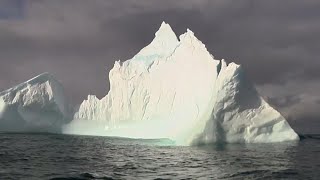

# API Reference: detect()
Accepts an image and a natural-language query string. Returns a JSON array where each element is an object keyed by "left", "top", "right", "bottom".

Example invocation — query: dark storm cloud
[{"left": 0, "top": 0, "right": 319, "bottom": 133}]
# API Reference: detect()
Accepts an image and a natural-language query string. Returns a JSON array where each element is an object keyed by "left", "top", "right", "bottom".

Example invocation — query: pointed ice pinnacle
[
  {"left": 155, "top": 21, "right": 178, "bottom": 41},
  {"left": 131, "top": 21, "right": 179, "bottom": 66}
]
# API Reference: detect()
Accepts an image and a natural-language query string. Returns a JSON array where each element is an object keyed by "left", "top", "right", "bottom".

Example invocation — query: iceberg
[
  {"left": 0, "top": 73, "right": 70, "bottom": 133},
  {"left": 72, "top": 22, "right": 299, "bottom": 145}
]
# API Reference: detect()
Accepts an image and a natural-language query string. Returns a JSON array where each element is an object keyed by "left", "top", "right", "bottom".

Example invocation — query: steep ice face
[
  {"left": 72, "top": 22, "right": 299, "bottom": 145},
  {"left": 0, "top": 73, "right": 69, "bottom": 133},
  {"left": 192, "top": 62, "right": 299, "bottom": 144}
]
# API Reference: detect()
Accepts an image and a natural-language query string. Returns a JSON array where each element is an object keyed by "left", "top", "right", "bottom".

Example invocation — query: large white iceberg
[
  {"left": 71, "top": 22, "right": 299, "bottom": 145},
  {"left": 0, "top": 73, "right": 69, "bottom": 133}
]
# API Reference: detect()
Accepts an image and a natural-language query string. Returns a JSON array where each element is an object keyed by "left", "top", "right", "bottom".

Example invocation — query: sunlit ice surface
[{"left": 62, "top": 118, "right": 197, "bottom": 146}]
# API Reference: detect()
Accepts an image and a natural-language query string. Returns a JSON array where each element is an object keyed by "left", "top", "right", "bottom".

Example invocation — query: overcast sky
[{"left": 0, "top": 0, "right": 319, "bottom": 133}]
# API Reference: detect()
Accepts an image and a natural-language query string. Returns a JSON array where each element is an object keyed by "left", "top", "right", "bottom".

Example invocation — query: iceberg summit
[{"left": 0, "top": 22, "right": 299, "bottom": 145}]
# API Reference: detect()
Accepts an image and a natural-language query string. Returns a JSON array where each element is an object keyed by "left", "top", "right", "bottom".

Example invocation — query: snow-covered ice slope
[
  {"left": 0, "top": 73, "right": 69, "bottom": 133},
  {"left": 72, "top": 22, "right": 299, "bottom": 145}
]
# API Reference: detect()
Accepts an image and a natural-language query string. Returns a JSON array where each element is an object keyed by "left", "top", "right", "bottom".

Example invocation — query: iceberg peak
[
  {"left": 179, "top": 28, "right": 195, "bottom": 40},
  {"left": 155, "top": 21, "right": 177, "bottom": 41},
  {"left": 0, "top": 72, "right": 57, "bottom": 96},
  {"left": 179, "top": 28, "right": 204, "bottom": 48},
  {"left": 131, "top": 21, "right": 179, "bottom": 66},
  {"left": 27, "top": 72, "right": 56, "bottom": 84}
]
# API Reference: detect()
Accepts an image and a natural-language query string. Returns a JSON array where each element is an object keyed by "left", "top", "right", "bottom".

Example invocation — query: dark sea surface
[{"left": 0, "top": 133, "right": 319, "bottom": 180}]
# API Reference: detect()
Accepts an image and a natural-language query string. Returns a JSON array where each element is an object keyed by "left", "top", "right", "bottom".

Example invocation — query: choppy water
[{"left": 0, "top": 133, "right": 319, "bottom": 180}]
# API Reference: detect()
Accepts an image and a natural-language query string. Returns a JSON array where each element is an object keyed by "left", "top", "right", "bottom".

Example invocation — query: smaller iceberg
[{"left": 0, "top": 73, "right": 70, "bottom": 133}]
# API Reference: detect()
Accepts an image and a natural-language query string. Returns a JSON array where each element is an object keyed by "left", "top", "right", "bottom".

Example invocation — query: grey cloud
[
  {"left": 266, "top": 95, "right": 301, "bottom": 108},
  {"left": 0, "top": 0, "right": 320, "bottom": 133}
]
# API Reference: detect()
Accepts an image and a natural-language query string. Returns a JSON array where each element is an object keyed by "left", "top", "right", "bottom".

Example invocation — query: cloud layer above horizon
[{"left": 0, "top": 0, "right": 319, "bottom": 133}]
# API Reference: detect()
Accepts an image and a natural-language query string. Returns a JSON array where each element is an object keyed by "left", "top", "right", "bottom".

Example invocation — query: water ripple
[{"left": 0, "top": 133, "right": 319, "bottom": 179}]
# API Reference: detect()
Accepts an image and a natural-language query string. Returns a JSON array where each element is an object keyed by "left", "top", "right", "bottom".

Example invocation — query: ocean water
[{"left": 0, "top": 133, "right": 319, "bottom": 180}]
